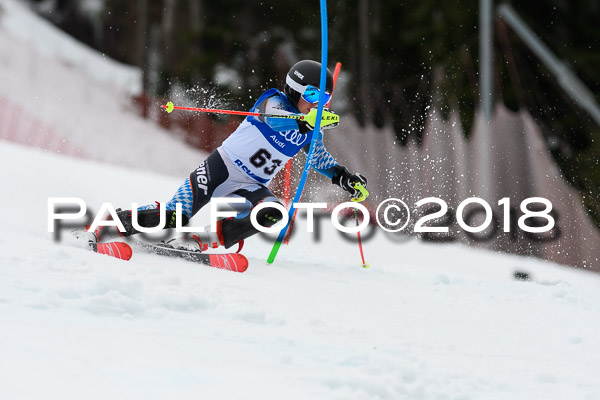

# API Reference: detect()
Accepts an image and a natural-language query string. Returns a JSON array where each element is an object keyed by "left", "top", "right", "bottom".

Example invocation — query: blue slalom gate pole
[{"left": 267, "top": 0, "right": 328, "bottom": 264}]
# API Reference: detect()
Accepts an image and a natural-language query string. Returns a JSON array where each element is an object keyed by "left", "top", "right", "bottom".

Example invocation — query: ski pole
[
  {"left": 162, "top": 102, "right": 341, "bottom": 130},
  {"left": 162, "top": 101, "right": 306, "bottom": 121},
  {"left": 351, "top": 182, "right": 370, "bottom": 268}
]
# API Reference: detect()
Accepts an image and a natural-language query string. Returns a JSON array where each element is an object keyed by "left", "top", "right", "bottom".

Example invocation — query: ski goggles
[
  {"left": 301, "top": 85, "right": 331, "bottom": 104},
  {"left": 286, "top": 74, "right": 331, "bottom": 104}
]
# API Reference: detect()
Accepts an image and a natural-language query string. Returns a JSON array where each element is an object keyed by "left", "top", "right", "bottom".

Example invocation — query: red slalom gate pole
[
  {"left": 283, "top": 159, "right": 292, "bottom": 207},
  {"left": 326, "top": 62, "right": 342, "bottom": 108}
]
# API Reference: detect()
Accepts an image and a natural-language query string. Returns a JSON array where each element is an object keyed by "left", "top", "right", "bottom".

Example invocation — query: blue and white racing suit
[{"left": 142, "top": 88, "right": 340, "bottom": 220}]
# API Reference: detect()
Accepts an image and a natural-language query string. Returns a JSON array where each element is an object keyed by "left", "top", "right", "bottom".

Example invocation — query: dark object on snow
[{"left": 513, "top": 270, "right": 530, "bottom": 281}]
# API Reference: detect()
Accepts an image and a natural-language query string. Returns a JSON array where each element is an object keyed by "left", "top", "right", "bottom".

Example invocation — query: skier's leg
[
  {"left": 191, "top": 185, "right": 284, "bottom": 250},
  {"left": 220, "top": 186, "right": 284, "bottom": 248},
  {"left": 114, "top": 177, "right": 193, "bottom": 236},
  {"left": 116, "top": 151, "right": 230, "bottom": 236}
]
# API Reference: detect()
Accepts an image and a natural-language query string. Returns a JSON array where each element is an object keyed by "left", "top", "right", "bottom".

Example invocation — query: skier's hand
[
  {"left": 332, "top": 165, "right": 369, "bottom": 201},
  {"left": 304, "top": 108, "right": 340, "bottom": 130}
]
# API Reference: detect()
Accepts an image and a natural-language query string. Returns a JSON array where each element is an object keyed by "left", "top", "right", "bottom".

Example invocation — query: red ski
[
  {"left": 208, "top": 253, "right": 249, "bottom": 273},
  {"left": 133, "top": 240, "right": 249, "bottom": 273},
  {"left": 91, "top": 242, "right": 133, "bottom": 261},
  {"left": 72, "top": 229, "right": 248, "bottom": 272}
]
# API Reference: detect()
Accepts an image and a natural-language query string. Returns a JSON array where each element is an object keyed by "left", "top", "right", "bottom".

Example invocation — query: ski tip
[
  {"left": 209, "top": 253, "right": 248, "bottom": 273},
  {"left": 121, "top": 244, "right": 133, "bottom": 261},
  {"left": 94, "top": 242, "right": 133, "bottom": 261}
]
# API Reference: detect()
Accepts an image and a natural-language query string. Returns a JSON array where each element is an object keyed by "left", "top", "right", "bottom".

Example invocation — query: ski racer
[{"left": 114, "top": 60, "right": 369, "bottom": 251}]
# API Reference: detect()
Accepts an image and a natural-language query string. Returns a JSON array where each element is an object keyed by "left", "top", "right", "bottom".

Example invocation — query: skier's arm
[
  {"left": 331, "top": 165, "right": 368, "bottom": 199},
  {"left": 303, "top": 138, "right": 369, "bottom": 199},
  {"left": 303, "top": 134, "right": 338, "bottom": 179}
]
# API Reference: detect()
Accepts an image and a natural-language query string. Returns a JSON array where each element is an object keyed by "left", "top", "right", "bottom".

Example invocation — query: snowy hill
[
  {"left": 0, "top": 0, "right": 207, "bottom": 176},
  {"left": 2, "top": 142, "right": 600, "bottom": 400}
]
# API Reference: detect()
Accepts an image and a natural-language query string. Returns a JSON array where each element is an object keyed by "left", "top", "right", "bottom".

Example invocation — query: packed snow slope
[
  {"left": 0, "top": 0, "right": 208, "bottom": 176},
  {"left": 1, "top": 141, "right": 600, "bottom": 400}
]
